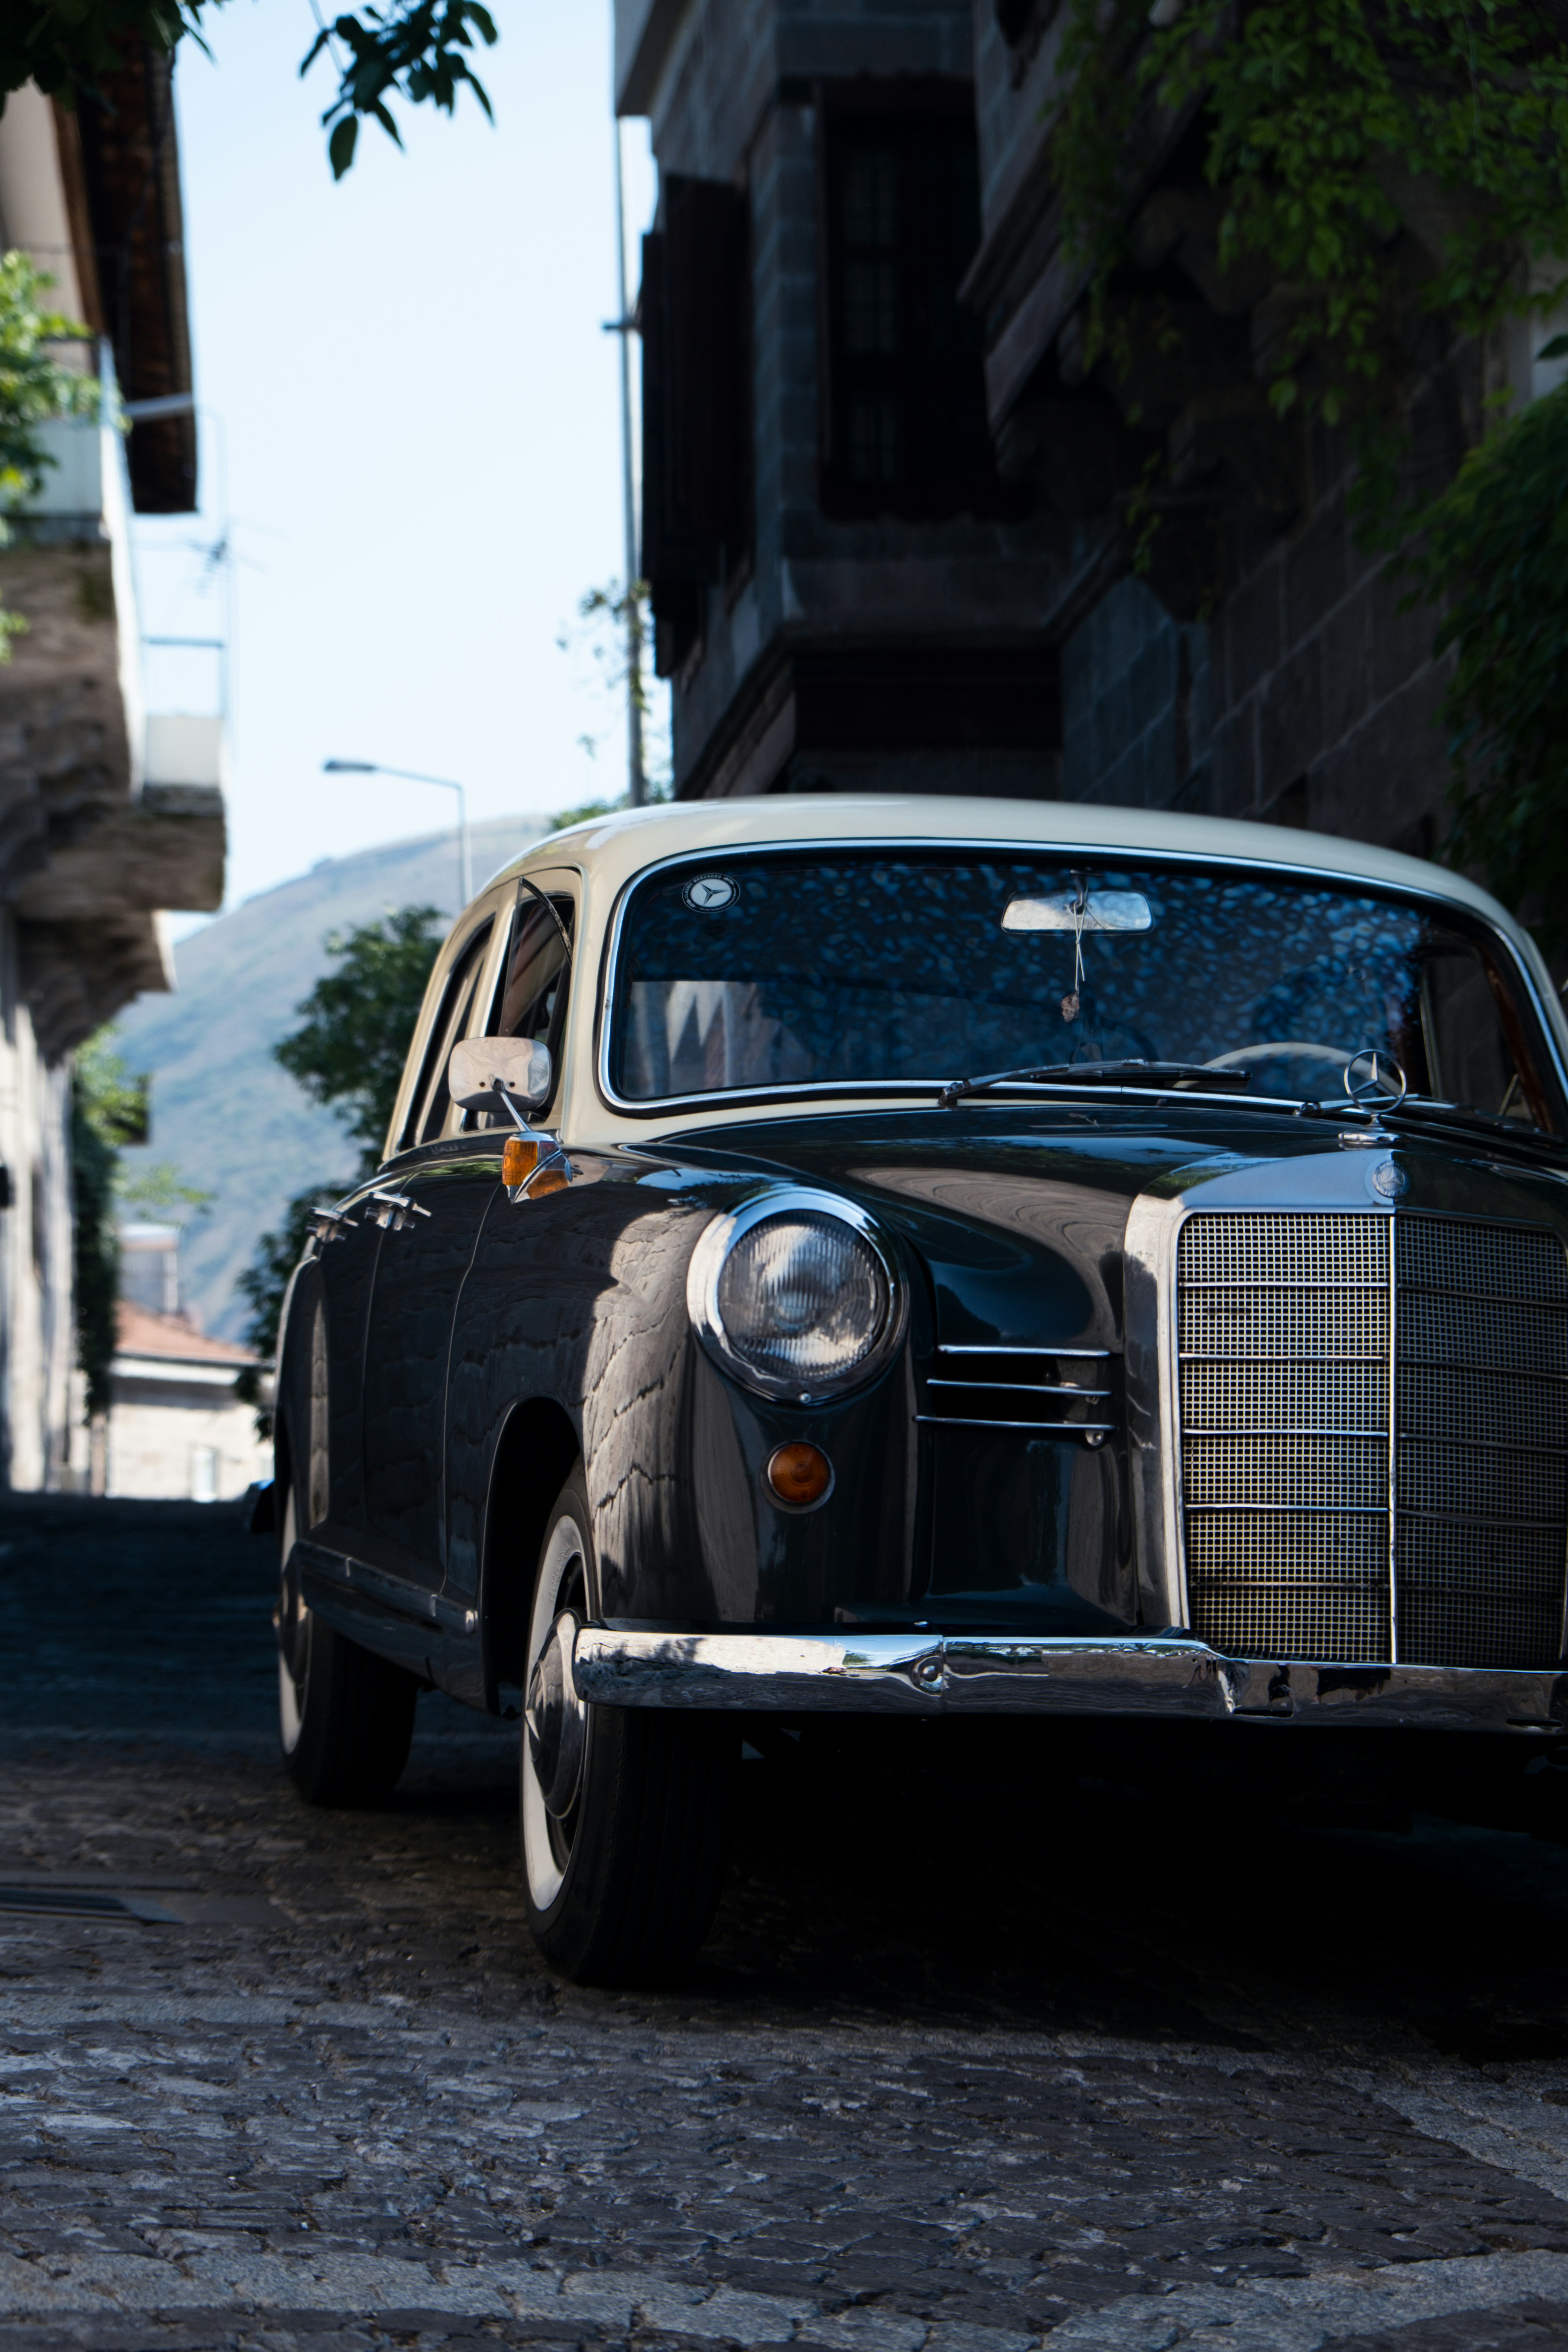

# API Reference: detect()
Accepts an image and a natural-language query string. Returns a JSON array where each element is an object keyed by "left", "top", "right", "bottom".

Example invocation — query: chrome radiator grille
[{"left": 1178, "top": 1211, "right": 1568, "bottom": 1668}]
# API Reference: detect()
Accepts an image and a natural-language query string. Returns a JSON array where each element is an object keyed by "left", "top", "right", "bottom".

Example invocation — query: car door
[
  {"left": 357, "top": 907, "right": 503, "bottom": 1588},
  {"left": 440, "top": 878, "right": 577, "bottom": 1612}
]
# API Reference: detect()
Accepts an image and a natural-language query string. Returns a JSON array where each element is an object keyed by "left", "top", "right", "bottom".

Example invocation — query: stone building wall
[
  {"left": 1055, "top": 438, "right": 1451, "bottom": 863},
  {"left": 962, "top": 3, "right": 1514, "bottom": 865},
  {"left": 627, "top": 0, "right": 1070, "bottom": 804},
  {"left": 0, "top": 84, "right": 224, "bottom": 1490}
]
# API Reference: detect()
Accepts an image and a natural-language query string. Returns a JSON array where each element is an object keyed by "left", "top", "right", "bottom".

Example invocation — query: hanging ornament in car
[{"left": 1062, "top": 874, "right": 1087, "bottom": 1023}]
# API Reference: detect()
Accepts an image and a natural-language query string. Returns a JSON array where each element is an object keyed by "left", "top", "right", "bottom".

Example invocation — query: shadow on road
[{"left": 5, "top": 1491, "right": 1568, "bottom": 2066}]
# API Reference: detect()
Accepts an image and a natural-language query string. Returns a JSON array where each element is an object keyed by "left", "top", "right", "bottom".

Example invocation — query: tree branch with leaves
[{"left": 1, "top": 0, "right": 496, "bottom": 179}]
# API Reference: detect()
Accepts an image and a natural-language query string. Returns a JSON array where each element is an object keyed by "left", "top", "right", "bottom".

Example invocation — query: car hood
[{"left": 649, "top": 1102, "right": 1367, "bottom": 1352}]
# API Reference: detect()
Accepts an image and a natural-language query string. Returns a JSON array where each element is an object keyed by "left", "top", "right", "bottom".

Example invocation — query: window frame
[
  {"left": 594, "top": 839, "right": 1568, "bottom": 1125},
  {"left": 456, "top": 880, "right": 578, "bottom": 1132},
  {"left": 389, "top": 908, "right": 502, "bottom": 1159},
  {"left": 814, "top": 78, "right": 1020, "bottom": 524}
]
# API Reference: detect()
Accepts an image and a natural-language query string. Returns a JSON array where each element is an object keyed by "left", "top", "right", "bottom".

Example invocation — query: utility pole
[{"left": 609, "top": 109, "right": 648, "bottom": 808}]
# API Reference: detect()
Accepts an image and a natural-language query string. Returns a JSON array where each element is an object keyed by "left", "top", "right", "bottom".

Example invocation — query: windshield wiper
[{"left": 940, "top": 1059, "right": 1252, "bottom": 1109}]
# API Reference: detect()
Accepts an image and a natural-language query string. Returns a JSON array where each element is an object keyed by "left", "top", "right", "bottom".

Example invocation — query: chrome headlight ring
[{"left": 685, "top": 1187, "right": 906, "bottom": 1406}]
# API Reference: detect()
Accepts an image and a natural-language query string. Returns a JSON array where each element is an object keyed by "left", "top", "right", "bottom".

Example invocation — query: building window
[
  {"left": 190, "top": 1445, "right": 217, "bottom": 1504},
  {"left": 819, "top": 87, "right": 1010, "bottom": 521}
]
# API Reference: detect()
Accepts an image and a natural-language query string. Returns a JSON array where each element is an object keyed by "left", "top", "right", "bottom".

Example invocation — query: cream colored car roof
[
  {"left": 493, "top": 792, "right": 1511, "bottom": 918},
  {"left": 428, "top": 795, "right": 1565, "bottom": 1153}
]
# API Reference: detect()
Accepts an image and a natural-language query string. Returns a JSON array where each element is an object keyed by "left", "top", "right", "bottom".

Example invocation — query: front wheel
[
  {"left": 275, "top": 1477, "right": 418, "bottom": 1805},
  {"left": 521, "top": 1464, "right": 732, "bottom": 1984}
]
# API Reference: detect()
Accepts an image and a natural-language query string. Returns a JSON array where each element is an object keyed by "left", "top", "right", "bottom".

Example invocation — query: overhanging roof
[{"left": 71, "top": 48, "right": 196, "bottom": 513}]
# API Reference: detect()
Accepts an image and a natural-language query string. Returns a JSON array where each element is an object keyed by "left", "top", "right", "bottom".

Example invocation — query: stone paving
[{"left": 8, "top": 1498, "right": 1568, "bottom": 2346}]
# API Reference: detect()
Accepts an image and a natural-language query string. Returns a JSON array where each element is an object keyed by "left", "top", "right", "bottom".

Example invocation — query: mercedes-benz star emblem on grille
[
  {"left": 1344, "top": 1046, "right": 1407, "bottom": 1109},
  {"left": 1371, "top": 1161, "right": 1409, "bottom": 1199}
]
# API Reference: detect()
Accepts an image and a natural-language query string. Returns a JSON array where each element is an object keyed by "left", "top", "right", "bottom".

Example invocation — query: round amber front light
[{"left": 765, "top": 1441, "right": 833, "bottom": 1508}]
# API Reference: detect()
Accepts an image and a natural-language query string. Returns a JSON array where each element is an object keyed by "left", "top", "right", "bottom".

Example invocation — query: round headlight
[{"left": 687, "top": 1193, "right": 901, "bottom": 1402}]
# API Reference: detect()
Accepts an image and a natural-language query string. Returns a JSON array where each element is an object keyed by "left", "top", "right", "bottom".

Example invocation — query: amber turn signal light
[
  {"left": 765, "top": 1441, "right": 832, "bottom": 1508},
  {"left": 502, "top": 1136, "right": 539, "bottom": 1189}
]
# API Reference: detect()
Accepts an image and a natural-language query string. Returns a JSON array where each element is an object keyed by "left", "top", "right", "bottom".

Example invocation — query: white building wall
[{"left": 106, "top": 1377, "right": 270, "bottom": 1501}]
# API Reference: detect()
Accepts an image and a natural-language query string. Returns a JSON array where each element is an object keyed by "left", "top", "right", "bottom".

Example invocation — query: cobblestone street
[{"left": 9, "top": 1499, "right": 1568, "bottom": 2348}]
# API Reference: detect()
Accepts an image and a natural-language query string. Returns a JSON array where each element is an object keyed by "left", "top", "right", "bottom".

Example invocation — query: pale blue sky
[{"left": 133, "top": 2, "right": 657, "bottom": 921}]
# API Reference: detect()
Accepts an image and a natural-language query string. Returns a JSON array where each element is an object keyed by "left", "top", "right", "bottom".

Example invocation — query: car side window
[
  {"left": 396, "top": 919, "right": 495, "bottom": 1154},
  {"left": 462, "top": 891, "right": 574, "bottom": 1128}
]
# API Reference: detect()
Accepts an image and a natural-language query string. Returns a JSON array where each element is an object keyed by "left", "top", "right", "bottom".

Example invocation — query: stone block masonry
[
  {"left": 11, "top": 1494, "right": 1568, "bottom": 2346},
  {"left": 1059, "top": 454, "right": 1454, "bottom": 856}
]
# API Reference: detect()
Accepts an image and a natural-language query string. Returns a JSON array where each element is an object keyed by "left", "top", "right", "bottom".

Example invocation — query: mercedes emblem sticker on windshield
[{"left": 683, "top": 873, "right": 738, "bottom": 911}]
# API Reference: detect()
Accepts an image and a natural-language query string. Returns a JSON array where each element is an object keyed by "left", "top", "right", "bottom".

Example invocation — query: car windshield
[{"left": 608, "top": 852, "right": 1562, "bottom": 1130}]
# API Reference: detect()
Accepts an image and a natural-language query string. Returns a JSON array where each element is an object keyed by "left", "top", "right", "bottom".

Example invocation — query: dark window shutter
[
  {"left": 666, "top": 177, "right": 749, "bottom": 562},
  {"left": 640, "top": 182, "right": 750, "bottom": 677}
]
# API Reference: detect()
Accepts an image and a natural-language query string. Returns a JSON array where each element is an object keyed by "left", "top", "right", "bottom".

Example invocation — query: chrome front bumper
[{"left": 572, "top": 1629, "right": 1568, "bottom": 1736}]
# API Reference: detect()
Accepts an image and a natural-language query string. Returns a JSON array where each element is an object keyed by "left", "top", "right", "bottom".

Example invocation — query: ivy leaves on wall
[
  {"left": 1051, "top": 0, "right": 1568, "bottom": 942},
  {"left": 1056, "top": 0, "right": 1568, "bottom": 435},
  {"left": 0, "top": 252, "right": 100, "bottom": 661},
  {"left": 1403, "top": 366, "right": 1568, "bottom": 952}
]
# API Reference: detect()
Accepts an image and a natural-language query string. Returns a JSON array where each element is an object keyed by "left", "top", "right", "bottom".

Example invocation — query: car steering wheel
[{"left": 1204, "top": 1042, "right": 1354, "bottom": 1072}]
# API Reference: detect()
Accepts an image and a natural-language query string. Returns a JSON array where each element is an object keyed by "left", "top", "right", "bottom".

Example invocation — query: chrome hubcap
[{"left": 524, "top": 1609, "right": 586, "bottom": 1819}]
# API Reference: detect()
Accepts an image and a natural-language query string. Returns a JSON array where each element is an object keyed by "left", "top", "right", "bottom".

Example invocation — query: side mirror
[{"left": 449, "top": 1035, "right": 553, "bottom": 1114}]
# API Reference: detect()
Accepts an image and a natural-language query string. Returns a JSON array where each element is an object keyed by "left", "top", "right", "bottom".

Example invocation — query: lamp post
[
  {"left": 323, "top": 760, "right": 472, "bottom": 908},
  {"left": 603, "top": 110, "right": 646, "bottom": 807}
]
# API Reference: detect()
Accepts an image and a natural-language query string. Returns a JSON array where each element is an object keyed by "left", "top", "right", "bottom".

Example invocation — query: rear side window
[{"left": 396, "top": 919, "right": 494, "bottom": 1153}]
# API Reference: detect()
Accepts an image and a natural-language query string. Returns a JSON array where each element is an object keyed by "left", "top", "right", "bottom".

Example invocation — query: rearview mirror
[
  {"left": 448, "top": 1035, "right": 553, "bottom": 1113},
  {"left": 1002, "top": 890, "right": 1152, "bottom": 934}
]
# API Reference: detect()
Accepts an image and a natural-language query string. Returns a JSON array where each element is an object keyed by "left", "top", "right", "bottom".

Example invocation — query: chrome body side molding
[
  {"left": 573, "top": 1625, "right": 1568, "bottom": 1735},
  {"left": 296, "top": 1540, "right": 478, "bottom": 1637}
]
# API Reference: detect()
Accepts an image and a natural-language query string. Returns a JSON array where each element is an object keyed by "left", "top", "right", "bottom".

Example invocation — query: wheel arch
[{"left": 480, "top": 1397, "right": 583, "bottom": 1704}]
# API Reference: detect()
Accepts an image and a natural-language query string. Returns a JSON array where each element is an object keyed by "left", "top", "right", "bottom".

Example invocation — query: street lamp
[{"left": 323, "top": 760, "right": 472, "bottom": 909}]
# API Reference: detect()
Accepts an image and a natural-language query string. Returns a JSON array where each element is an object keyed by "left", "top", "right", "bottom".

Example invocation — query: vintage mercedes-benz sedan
[{"left": 272, "top": 796, "right": 1568, "bottom": 1981}]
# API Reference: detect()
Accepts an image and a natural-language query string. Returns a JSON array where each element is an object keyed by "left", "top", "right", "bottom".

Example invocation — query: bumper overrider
[{"left": 572, "top": 1629, "right": 1568, "bottom": 1736}]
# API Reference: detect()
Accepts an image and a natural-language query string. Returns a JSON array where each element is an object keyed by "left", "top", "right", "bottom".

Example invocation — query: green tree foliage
[
  {"left": 70, "top": 1090, "right": 118, "bottom": 1420},
  {"left": 303, "top": 0, "right": 496, "bottom": 180},
  {"left": 1399, "top": 372, "right": 1568, "bottom": 952},
  {"left": 0, "top": 253, "right": 98, "bottom": 658},
  {"left": 273, "top": 903, "right": 444, "bottom": 1165},
  {"left": 1, "top": 0, "right": 495, "bottom": 180},
  {"left": 1056, "top": 0, "right": 1568, "bottom": 436},
  {"left": 237, "top": 906, "right": 444, "bottom": 1405},
  {"left": 555, "top": 577, "right": 672, "bottom": 807},
  {"left": 71, "top": 1031, "right": 149, "bottom": 1418},
  {"left": 69, "top": 1032, "right": 214, "bottom": 1416}
]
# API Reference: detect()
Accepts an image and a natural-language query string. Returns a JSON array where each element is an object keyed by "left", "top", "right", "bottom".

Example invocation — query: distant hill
[{"left": 114, "top": 816, "right": 544, "bottom": 1341}]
